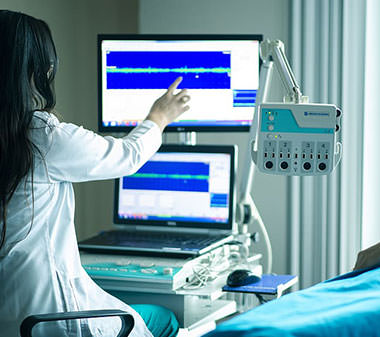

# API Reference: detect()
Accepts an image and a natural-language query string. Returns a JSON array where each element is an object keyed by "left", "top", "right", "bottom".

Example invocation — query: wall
[
  {"left": 2, "top": 0, "right": 290, "bottom": 274},
  {"left": 1, "top": 0, "right": 138, "bottom": 239},
  {"left": 139, "top": 0, "right": 290, "bottom": 274},
  {"left": 362, "top": 0, "right": 380, "bottom": 249}
]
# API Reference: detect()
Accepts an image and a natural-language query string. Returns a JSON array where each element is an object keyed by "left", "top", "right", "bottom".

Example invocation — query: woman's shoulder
[
  {"left": 30, "top": 111, "right": 61, "bottom": 154},
  {"left": 32, "top": 110, "right": 60, "bottom": 129}
]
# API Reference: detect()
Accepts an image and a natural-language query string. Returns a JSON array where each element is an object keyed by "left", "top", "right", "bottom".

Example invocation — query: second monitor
[{"left": 79, "top": 144, "right": 237, "bottom": 257}]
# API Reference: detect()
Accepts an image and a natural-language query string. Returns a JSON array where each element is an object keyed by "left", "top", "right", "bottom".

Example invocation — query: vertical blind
[{"left": 288, "top": 0, "right": 365, "bottom": 289}]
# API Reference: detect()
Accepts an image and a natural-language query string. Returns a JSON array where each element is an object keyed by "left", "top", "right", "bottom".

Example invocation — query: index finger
[{"left": 167, "top": 77, "right": 183, "bottom": 94}]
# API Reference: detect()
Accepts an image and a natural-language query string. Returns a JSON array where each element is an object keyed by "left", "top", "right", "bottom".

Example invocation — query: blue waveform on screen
[
  {"left": 122, "top": 161, "right": 210, "bottom": 192},
  {"left": 106, "top": 51, "right": 231, "bottom": 89},
  {"left": 210, "top": 193, "right": 228, "bottom": 208}
]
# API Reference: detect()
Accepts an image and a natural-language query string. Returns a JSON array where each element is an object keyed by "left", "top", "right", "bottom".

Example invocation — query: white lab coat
[{"left": 0, "top": 111, "right": 161, "bottom": 337}]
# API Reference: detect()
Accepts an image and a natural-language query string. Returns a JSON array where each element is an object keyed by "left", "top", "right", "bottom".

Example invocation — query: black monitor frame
[{"left": 98, "top": 34, "right": 263, "bottom": 133}]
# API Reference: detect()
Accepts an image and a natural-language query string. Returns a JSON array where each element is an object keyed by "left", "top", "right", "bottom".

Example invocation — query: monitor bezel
[
  {"left": 113, "top": 144, "right": 237, "bottom": 231},
  {"left": 98, "top": 34, "right": 263, "bottom": 133}
]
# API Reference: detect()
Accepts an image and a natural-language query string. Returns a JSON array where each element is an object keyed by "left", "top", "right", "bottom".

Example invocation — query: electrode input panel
[{"left": 252, "top": 103, "right": 342, "bottom": 176}]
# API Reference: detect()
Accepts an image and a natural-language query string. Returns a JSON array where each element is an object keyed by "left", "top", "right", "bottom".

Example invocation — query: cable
[
  {"left": 182, "top": 248, "right": 230, "bottom": 290},
  {"left": 182, "top": 229, "right": 268, "bottom": 290},
  {"left": 255, "top": 293, "right": 269, "bottom": 305},
  {"left": 247, "top": 194, "right": 273, "bottom": 274}
]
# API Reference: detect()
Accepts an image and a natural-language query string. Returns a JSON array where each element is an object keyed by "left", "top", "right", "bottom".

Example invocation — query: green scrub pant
[
  {"left": 107, "top": 290, "right": 179, "bottom": 337},
  {"left": 130, "top": 304, "right": 179, "bottom": 337}
]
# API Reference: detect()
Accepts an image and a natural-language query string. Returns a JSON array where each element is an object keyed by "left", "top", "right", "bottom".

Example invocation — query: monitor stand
[{"left": 178, "top": 132, "right": 196, "bottom": 145}]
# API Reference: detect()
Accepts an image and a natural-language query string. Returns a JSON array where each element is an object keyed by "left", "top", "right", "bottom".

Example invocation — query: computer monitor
[
  {"left": 98, "top": 34, "right": 263, "bottom": 132},
  {"left": 114, "top": 144, "right": 236, "bottom": 230}
]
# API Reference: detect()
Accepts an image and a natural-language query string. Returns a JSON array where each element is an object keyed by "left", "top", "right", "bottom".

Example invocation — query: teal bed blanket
[{"left": 204, "top": 266, "right": 380, "bottom": 337}]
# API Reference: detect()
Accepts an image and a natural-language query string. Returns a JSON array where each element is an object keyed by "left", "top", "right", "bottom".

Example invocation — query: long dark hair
[{"left": 0, "top": 10, "right": 58, "bottom": 249}]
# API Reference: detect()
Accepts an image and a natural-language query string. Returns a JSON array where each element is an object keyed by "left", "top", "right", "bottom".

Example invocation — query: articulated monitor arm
[{"left": 260, "top": 39, "right": 305, "bottom": 104}]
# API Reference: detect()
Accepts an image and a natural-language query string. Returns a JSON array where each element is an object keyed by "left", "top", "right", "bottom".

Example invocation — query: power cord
[
  {"left": 183, "top": 241, "right": 258, "bottom": 290},
  {"left": 183, "top": 248, "right": 230, "bottom": 290},
  {"left": 255, "top": 293, "right": 270, "bottom": 305}
]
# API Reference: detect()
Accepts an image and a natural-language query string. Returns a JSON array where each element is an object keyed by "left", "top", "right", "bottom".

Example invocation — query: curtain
[{"left": 288, "top": 0, "right": 366, "bottom": 289}]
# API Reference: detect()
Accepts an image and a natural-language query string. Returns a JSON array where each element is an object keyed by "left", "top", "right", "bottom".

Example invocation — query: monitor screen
[
  {"left": 114, "top": 144, "right": 236, "bottom": 230},
  {"left": 98, "top": 34, "right": 262, "bottom": 132}
]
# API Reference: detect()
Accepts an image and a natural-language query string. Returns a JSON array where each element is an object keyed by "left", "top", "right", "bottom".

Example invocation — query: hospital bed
[{"left": 203, "top": 265, "right": 380, "bottom": 336}]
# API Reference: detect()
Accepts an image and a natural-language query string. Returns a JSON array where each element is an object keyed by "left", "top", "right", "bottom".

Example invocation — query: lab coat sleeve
[{"left": 44, "top": 119, "right": 162, "bottom": 182}]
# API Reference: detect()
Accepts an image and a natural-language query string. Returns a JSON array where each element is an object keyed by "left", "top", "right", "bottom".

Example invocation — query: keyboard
[{"left": 91, "top": 230, "right": 226, "bottom": 251}]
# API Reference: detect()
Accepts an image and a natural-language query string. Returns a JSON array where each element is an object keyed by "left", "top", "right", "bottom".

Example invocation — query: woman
[{"left": 0, "top": 10, "right": 190, "bottom": 337}]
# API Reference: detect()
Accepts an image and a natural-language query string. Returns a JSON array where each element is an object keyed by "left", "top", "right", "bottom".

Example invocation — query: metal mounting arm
[{"left": 260, "top": 39, "right": 305, "bottom": 103}]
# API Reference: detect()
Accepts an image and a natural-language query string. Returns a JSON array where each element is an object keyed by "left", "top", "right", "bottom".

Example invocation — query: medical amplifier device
[{"left": 251, "top": 103, "right": 342, "bottom": 176}]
